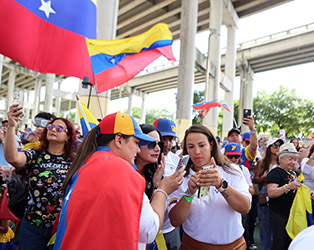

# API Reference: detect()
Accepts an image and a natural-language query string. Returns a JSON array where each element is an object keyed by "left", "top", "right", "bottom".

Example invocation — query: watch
[{"left": 218, "top": 179, "right": 228, "bottom": 193}]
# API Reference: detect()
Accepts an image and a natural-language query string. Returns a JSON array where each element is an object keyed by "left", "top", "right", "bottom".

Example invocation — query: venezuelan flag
[
  {"left": 77, "top": 100, "right": 98, "bottom": 138},
  {"left": 286, "top": 173, "right": 314, "bottom": 239},
  {"left": 0, "top": 0, "right": 96, "bottom": 82},
  {"left": 86, "top": 23, "right": 176, "bottom": 93},
  {"left": 146, "top": 230, "right": 167, "bottom": 250},
  {"left": 193, "top": 100, "right": 231, "bottom": 118}
]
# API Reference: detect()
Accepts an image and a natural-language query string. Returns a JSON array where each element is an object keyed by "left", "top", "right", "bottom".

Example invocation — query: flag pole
[
  {"left": 82, "top": 77, "right": 93, "bottom": 109},
  {"left": 76, "top": 95, "right": 91, "bottom": 131}
]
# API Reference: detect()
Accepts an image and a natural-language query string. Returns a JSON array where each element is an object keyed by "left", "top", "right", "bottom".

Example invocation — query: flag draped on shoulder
[
  {"left": 86, "top": 23, "right": 176, "bottom": 93},
  {"left": 0, "top": 0, "right": 96, "bottom": 82},
  {"left": 286, "top": 173, "right": 314, "bottom": 239},
  {"left": 76, "top": 100, "right": 98, "bottom": 138},
  {"left": 193, "top": 100, "right": 231, "bottom": 118}
]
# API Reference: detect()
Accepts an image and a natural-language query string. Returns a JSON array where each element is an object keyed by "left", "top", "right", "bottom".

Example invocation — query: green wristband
[{"left": 183, "top": 195, "right": 194, "bottom": 202}]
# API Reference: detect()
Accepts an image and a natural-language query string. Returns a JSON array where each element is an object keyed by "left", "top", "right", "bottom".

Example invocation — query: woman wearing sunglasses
[
  {"left": 4, "top": 104, "right": 77, "bottom": 250},
  {"left": 254, "top": 138, "right": 283, "bottom": 250},
  {"left": 135, "top": 124, "right": 165, "bottom": 199},
  {"left": 169, "top": 125, "right": 251, "bottom": 249}
]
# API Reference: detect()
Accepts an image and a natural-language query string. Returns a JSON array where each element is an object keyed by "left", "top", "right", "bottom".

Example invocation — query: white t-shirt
[
  {"left": 301, "top": 158, "right": 314, "bottom": 190},
  {"left": 168, "top": 165, "right": 251, "bottom": 245},
  {"left": 161, "top": 151, "right": 180, "bottom": 234},
  {"left": 239, "top": 164, "right": 253, "bottom": 186},
  {"left": 288, "top": 225, "right": 314, "bottom": 250},
  {"left": 138, "top": 193, "right": 160, "bottom": 250}
]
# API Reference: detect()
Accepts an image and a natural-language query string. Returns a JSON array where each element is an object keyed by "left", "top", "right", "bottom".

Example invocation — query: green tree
[
  {"left": 253, "top": 86, "right": 314, "bottom": 139},
  {"left": 145, "top": 108, "right": 174, "bottom": 124}
]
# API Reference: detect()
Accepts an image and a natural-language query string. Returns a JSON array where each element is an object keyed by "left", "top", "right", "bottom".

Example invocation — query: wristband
[
  {"left": 310, "top": 156, "right": 314, "bottom": 161},
  {"left": 183, "top": 195, "right": 194, "bottom": 202},
  {"left": 250, "top": 129, "right": 256, "bottom": 134},
  {"left": 155, "top": 189, "right": 168, "bottom": 199}
]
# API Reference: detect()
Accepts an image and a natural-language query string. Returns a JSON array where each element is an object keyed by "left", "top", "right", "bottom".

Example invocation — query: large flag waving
[
  {"left": 193, "top": 100, "right": 231, "bottom": 118},
  {"left": 86, "top": 23, "right": 176, "bottom": 93},
  {"left": 76, "top": 98, "right": 98, "bottom": 138},
  {"left": 0, "top": 0, "right": 96, "bottom": 82}
]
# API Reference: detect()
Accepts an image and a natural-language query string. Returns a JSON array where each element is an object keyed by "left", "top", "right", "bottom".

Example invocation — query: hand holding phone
[
  {"left": 198, "top": 165, "right": 214, "bottom": 198},
  {"left": 176, "top": 155, "right": 190, "bottom": 171},
  {"left": 243, "top": 109, "right": 251, "bottom": 125}
]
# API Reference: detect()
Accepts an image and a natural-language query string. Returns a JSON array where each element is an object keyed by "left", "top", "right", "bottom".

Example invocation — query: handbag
[{"left": 7, "top": 175, "right": 29, "bottom": 219}]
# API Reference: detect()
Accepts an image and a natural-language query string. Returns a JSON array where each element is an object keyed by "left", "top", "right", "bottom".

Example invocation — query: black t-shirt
[
  {"left": 266, "top": 167, "right": 298, "bottom": 218},
  {"left": 23, "top": 149, "right": 71, "bottom": 228}
]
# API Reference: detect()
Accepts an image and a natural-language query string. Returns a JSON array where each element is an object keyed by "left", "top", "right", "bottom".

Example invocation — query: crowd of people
[{"left": 0, "top": 103, "right": 313, "bottom": 250}]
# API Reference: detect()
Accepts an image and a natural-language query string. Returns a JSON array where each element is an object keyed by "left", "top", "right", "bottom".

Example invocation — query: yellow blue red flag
[
  {"left": 77, "top": 100, "right": 98, "bottom": 138},
  {"left": 286, "top": 173, "right": 314, "bottom": 239},
  {"left": 86, "top": 23, "right": 176, "bottom": 93}
]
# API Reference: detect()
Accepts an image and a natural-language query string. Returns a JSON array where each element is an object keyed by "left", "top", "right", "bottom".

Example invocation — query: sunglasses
[
  {"left": 47, "top": 124, "right": 68, "bottom": 133},
  {"left": 147, "top": 141, "right": 163, "bottom": 150},
  {"left": 226, "top": 155, "right": 241, "bottom": 160},
  {"left": 272, "top": 144, "right": 281, "bottom": 149}
]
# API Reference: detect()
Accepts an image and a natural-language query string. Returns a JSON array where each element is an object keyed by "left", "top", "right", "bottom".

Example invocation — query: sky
[{"left": 108, "top": 0, "right": 314, "bottom": 117}]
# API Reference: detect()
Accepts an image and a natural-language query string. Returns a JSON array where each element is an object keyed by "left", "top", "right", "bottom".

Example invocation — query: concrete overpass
[{"left": 111, "top": 22, "right": 314, "bottom": 99}]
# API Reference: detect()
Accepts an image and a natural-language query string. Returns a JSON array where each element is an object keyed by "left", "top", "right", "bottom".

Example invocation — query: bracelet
[
  {"left": 283, "top": 184, "right": 290, "bottom": 194},
  {"left": 155, "top": 189, "right": 168, "bottom": 199},
  {"left": 310, "top": 156, "right": 314, "bottom": 160},
  {"left": 250, "top": 129, "right": 256, "bottom": 134},
  {"left": 183, "top": 195, "right": 194, "bottom": 202},
  {"left": 184, "top": 189, "right": 194, "bottom": 197}
]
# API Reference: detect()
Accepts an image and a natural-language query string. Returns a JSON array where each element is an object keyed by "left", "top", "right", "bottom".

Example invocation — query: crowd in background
[{"left": 0, "top": 103, "right": 313, "bottom": 250}]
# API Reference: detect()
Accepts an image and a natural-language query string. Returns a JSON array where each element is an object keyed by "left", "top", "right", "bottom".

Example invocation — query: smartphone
[
  {"left": 176, "top": 155, "right": 190, "bottom": 171},
  {"left": 243, "top": 109, "right": 251, "bottom": 124},
  {"left": 13, "top": 91, "right": 24, "bottom": 117},
  {"left": 198, "top": 165, "right": 214, "bottom": 198}
]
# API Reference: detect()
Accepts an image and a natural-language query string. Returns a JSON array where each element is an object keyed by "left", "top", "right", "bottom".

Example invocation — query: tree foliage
[{"left": 253, "top": 86, "right": 314, "bottom": 139}]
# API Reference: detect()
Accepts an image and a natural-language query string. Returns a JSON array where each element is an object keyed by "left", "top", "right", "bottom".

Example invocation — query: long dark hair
[
  {"left": 61, "top": 126, "right": 131, "bottom": 196},
  {"left": 136, "top": 124, "right": 163, "bottom": 199},
  {"left": 261, "top": 146, "right": 275, "bottom": 173},
  {"left": 308, "top": 144, "right": 314, "bottom": 158},
  {"left": 182, "top": 124, "right": 236, "bottom": 176},
  {"left": 61, "top": 126, "right": 116, "bottom": 195},
  {"left": 40, "top": 118, "right": 78, "bottom": 161}
]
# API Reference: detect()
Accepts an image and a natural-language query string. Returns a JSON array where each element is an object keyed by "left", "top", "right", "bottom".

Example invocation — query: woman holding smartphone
[{"left": 168, "top": 124, "right": 251, "bottom": 249}]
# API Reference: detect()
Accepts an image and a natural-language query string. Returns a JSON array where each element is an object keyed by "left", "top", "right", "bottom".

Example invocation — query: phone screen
[
  {"left": 176, "top": 155, "right": 190, "bottom": 171},
  {"left": 243, "top": 109, "right": 251, "bottom": 119},
  {"left": 198, "top": 165, "right": 214, "bottom": 198}
]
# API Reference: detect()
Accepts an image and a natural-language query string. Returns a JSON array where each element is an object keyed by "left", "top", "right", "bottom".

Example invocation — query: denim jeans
[
  {"left": 257, "top": 203, "right": 272, "bottom": 250},
  {"left": 19, "top": 218, "right": 53, "bottom": 250}
]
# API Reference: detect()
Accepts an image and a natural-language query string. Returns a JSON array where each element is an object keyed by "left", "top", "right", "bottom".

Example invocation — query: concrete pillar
[
  {"left": 203, "top": 0, "right": 223, "bottom": 136},
  {"left": 0, "top": 54, "right": 3, "bottom": 89},
  {"left": 33, "top": 76, "right": 42, "bottom": 118},
  {"left": 140, "top": 93, "right": 147, "bottom": 124},
  {"left": 6, "top": 69, "right": 16, "bottom": 111},
  {"left": 238, "top": 59, "right": 254, "bottom": 132},
  {"left": 175, "top": 0, "right": 198, "bottom": 141},
  {"left": 222, "top": 24, "right": 237, "bottom": 139},
  {"left": 80, "top": 0, "right": 119, "bottom": 119},
  {"left": 44, "top": 73, "right": 55, "bottom": 113},
  {"left": 55, "top": 81, "right": 62, "bottom": 117},
  {"left": 127, "top": 89, "right": 133, "bottom": 115}
]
